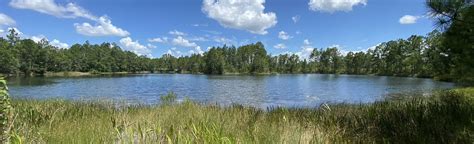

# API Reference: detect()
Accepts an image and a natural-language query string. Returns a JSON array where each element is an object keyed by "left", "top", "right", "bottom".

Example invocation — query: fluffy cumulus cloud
[
  {"left": 297, "top": 39, "right": 315, "bottom": 60},
  {"left": 11, "top": 0, "right": 129, "bottom": 37},
  {"left": 399, "top": 15, "right": 419, "bottom": 24},
  {"left": 278, "top": 31, "right": 292, "bottom": 40},
  {"left": 30, "top": 35, "right": 69, "bottom": 49},
  {"left": 274, "top": 43, "right": 286, "bottom": 49},
  {"left": 172, "top": 36, "right": 197, "bottom": 47},
  {"left": 50, "top": 39, "right": 69, "bottom": 48},
  {"left": 74, "top": 16, "right": 130, "bottom": 37},
  {"left": 30, "top": 35, "right": 47, "bottom": 42},
  {"left": 10, "top": 0, "right": 97, "bottom": 20},
  {"left": 309, "top": 0, "right": 367, "bottom": 13},
  {"left": 0, "top": 13, "right": 16, "bottom": 26},
  {"left": 189, "top": 46, "right": 204, "bottom": 55},
  {"left": 119, "top": 37, "right": 152, "bottom": 56},
  {"left": 167, "top": 46, "right": 204, "bottom": 57},
  {"left": 202, "top": 0, "right": 277, "bottom": 35},
  {"left": 166, "top": 47, "right": 183, "bottom": 57}
]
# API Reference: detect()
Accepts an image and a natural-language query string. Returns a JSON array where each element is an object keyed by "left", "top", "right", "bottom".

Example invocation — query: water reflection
[{"left": 7, "top": 74, "right": 456, "bottom": 108}]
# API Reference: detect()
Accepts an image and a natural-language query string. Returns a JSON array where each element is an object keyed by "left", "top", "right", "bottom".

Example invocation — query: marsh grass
[{"left": 7, "top": 88, "right": 474, "bottom": 143}]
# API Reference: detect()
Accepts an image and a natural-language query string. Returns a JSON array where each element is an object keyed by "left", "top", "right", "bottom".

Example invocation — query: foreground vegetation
[{"left": 3, "top": 88, "right": 471, "bottom": 143}]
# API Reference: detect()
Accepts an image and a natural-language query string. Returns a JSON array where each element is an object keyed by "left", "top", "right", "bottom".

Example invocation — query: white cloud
[
  {"left": 303, "top": 39, "right": 312, "bottom": 46},
  {"left": 50, "top": 39, "right": 69, "bottom": 48},
  {"left": 30, "top": 35, "right": 69, "bottom": 49},
  {"left": 297, "top": 39, "right": 315, "bottom": 60},
  {"left": 328, "top": 44, "right": 341, "bottom": 48},
  {"left": 10, "top": 0, "right": 97, "bottom": 20},
  {"left": 189, "top": 46, "right": 204, "bottom": 55},
  {"left": 147, "top": 43, "right": 157, "bottom": 49},
  {"left": 278, "top": 31, "right": 292, "bottom": 40},
  {"left": 11, "top": 0, "right": 129, "bottom": 37},
  {"left": 328, "top": 44, "right": 350, "bottom": 55},
  {"left": 7, "top": 27, "right": 23, "bottom": 35},
  {"left": 167, "top": 46, "right": 204, "bottom": 57},
  {"left": 309, "top": 0, "right": 367, "bottom": 13},
  {"left": 166, "top": 48, "right": 183, "bottom": 57},
  {"left": 399, "top": 15, "right": 419, "bottom": 24},
  {"left": 30, "top": 36, "right": 44, "bottom": 42},
  {"left": 202, "top": 0, "right": 277, "bottom": 35},
  {"left": 148, "top": 37, "right": 168, "bottom": 43},
  {"left": 119, "top": 37, "right": 152, "bottom": 56},
  {"left": 295, "top": 48, "right": 315, "bottom": 60},
  {"left": 74, "top": 16, "right": 129, "bottom": 37},
  {"left": 214, "top": 36, "right": 235, "bottom": 45},
  {"left": 292, "top": 15, "right": 300, "bottom": 23},
  {"left": 172, "top": 36, "right": 197, "bottom": 47},
  {"left": 366, "top": 43, "right": 380, "bottom": 51},
  {"left": 0, "top": 13, "right": 16, "bottom": 26},
  {"left": 189, "top": 36, "right": 209, "bottom": 42},
  {"left": 169, "top": 30, "right": 187, "bottom": 36},
  {"left": 0, "top": 29, "right": 4, "bottom": 34},
  {"left": 30, "top": 35, "right": 46, "bottom": 43},
  {"left": 274, "top": 43, "right": 286, "bottom": 49}
]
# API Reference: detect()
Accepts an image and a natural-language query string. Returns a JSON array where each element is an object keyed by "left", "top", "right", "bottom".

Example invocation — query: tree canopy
[{"left": 0, "top": 0, "right": 471, "bottom": 83}]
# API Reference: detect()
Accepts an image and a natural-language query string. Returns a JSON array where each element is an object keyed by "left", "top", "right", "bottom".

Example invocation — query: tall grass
[{"left": 6, "top": 88, "right": 473, "bottom": 143}]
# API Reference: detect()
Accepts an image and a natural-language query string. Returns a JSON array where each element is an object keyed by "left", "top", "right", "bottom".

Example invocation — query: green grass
[{"left": 7, "top": 88, "right": 474, "bottom": 143}]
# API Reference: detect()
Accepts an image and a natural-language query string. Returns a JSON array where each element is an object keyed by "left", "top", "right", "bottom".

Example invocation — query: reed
[{"left": 5, "top": 88, "right": 473, "bottom": 143}]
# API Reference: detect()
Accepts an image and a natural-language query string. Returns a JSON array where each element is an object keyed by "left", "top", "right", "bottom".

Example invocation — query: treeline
[
  {"left": 0, "top": 32, "right": 153, "bottom": 75},
  {"left": 166, "top": 31, "right": 449, "bottom": 78},
  {"left": 0, "top": 30, "right": 459, "bottom": 77},
  {"left": 0, "top": 1, "right": 472, "bottom": 82}
]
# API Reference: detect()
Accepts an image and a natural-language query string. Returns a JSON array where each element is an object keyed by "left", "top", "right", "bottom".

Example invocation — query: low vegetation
[{"left": 4, "top": 89, "right": 473, "bottom": 143}]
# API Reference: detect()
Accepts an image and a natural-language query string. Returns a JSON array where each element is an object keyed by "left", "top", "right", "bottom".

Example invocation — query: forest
[{"left": 0, "top": 1, "right": 472, "bottom": 83}]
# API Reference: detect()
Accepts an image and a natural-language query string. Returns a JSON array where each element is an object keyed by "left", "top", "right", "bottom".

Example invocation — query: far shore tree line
[{"left": 0, "top": 1, "right": 471, "bottom": 82}]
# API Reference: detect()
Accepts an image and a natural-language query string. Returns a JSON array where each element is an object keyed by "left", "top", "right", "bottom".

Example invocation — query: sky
[{"left": 0, "top": 0, "right": 437, "bottom": 58}]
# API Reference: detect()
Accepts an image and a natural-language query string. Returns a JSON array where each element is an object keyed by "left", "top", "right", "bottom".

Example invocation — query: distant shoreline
[{"left": 1, "top": 71, "right": 440, "bottom": 79}]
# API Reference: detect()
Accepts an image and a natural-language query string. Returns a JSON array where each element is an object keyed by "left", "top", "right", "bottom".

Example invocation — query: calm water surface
[{"left": 7, "top": 74, "right": 456, "bottom": 108}]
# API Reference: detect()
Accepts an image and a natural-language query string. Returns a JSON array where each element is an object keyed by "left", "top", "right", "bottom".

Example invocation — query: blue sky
[{"left": 0, "top": 0, "right": 435, "bottom": 58}]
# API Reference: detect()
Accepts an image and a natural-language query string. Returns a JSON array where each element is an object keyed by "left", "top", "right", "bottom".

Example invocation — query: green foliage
[
  {"left": 8, "top": 88, "right": 474, "bottom": 143},
  {"left": 0, "top": 77, "right": 12, "bottom": 143},
  {"left": 427, "top": 0, "right": 474, "bottom": 83},
  {"left": 0, "top": 1, "right": 472, "bottom": 83},
  {"left": 160, "top": 91, "right": 177, "bottom": 105}
]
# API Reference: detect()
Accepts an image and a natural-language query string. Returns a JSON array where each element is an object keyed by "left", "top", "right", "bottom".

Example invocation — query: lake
[{"left": 6, "top": 74, "right": 456, "bottom": 108}]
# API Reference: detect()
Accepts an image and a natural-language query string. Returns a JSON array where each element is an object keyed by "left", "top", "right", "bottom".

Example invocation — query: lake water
[{"left": 6, "top": 74, "right": 456, "bottom": 108}]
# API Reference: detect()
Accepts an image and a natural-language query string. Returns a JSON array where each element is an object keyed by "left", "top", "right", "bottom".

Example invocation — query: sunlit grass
[{"left": 8, "top": 89, "right": 474, "bottom": 143}]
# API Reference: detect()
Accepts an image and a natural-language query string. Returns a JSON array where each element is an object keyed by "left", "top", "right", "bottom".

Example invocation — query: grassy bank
[{"left": 7, "top": 88, "right": 474, "bottom": 143}]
